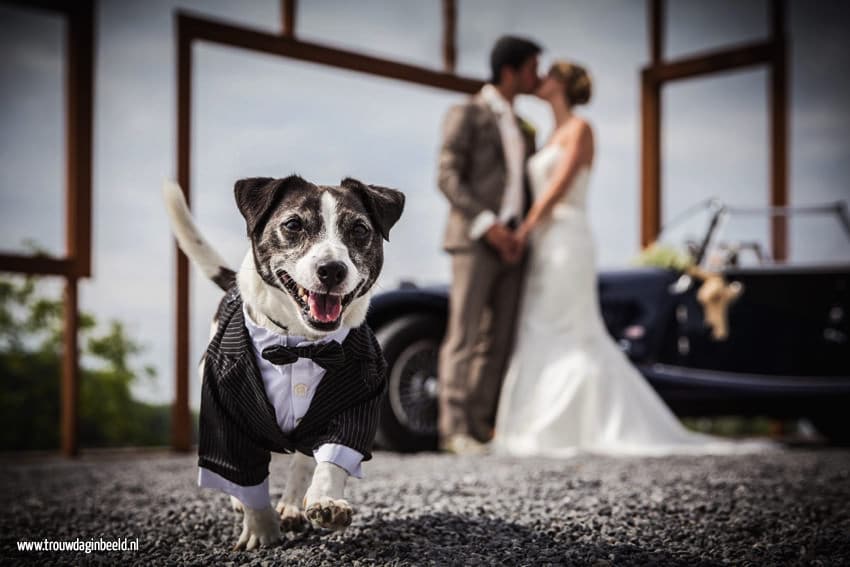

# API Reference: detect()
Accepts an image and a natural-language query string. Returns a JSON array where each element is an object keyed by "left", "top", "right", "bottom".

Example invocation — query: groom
[{"left": 437, "top": 35, "right": 541, "bottom": 454}]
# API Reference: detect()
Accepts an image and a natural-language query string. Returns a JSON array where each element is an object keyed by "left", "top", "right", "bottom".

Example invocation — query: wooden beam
[
  {"left": 649, "top": 0, "right": 663, "bottom": 64},
  {"left": 640, "top": 70, "right": 661, "bottom": 247},
  {"left": 282, "top": 0, "right": 296, "bottom": 37},
  {"left": 178, "top": 13, "right": 481, "bottom": 94},
  {"left": 769, "top": 0, "right": 788, "bottom": 261},
  {"left": 645, "top": 41, "right": 774, "bottom": 83},
  {"left": 172, "top": 18, "right": 192, "bottom": 453},
  {"left": 0, "top": 254, "right": 75, "bottom": 276},
  {"left": 442, "top": 0, "right": 456, "bottom": 73},
  {"left": 61, "top": 277, "right": 79, "bottom": 457}
]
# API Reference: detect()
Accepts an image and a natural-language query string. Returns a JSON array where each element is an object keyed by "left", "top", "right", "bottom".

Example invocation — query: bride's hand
[{"left": 515, "top": 221, "right": 533, "bottom": 248}]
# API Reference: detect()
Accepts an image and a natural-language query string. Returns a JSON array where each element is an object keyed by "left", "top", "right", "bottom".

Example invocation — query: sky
[{"left": 1, "top": 0, "right": 849, "bottom": 407}]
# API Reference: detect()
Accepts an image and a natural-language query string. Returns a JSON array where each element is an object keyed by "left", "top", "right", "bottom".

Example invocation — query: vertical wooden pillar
[
  {"left": 173, "top": 21, "right": 192, "bottom": 453},
  {"left": 641, "top": 0, "right": 663, "bottom": 247},
  {"left": 641, "top": 71, "right": 661, "bottom": 248},
  {"left": 650, "top": 0, "right": 663, "bottom": 64},
  {"left": 66, "top": 0, "right": 94, "bottom": 279},
  {"left": 282, "top": 0, "right": 296, "bottom": 37},
  {"left": 61, "top": 0, "right": 94, "bottom": 457},
  {"left": 61, "top": 278, "right": 79, "bottom": 456},
  {"left": 442, "top": 0, "right": 456, "bottom": 73},
  {"left": 769, "top": 0, "right": 788, "bottom": 261}
]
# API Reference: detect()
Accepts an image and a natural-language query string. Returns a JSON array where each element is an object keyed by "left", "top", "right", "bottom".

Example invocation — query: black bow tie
[{"left": 261, "top": 340, "right": 345, "bottom": 370}]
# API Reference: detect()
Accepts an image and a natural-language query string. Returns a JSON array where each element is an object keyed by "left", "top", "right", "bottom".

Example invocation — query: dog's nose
[{"left": 317, "top": 261, "right": 347, "bottom": 287}]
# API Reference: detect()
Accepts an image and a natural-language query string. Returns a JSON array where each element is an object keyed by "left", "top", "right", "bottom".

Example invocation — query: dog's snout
[{"left": 317, "top": 261, "right": 347, "bottom": 287}]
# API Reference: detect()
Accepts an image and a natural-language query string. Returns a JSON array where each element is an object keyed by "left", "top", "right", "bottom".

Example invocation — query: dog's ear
[
  {"left": 234, "top": 175, "right": 306, "bottom": 236},
  {"left": 341, "top": 178, "right": 405, "bottom": 241}
]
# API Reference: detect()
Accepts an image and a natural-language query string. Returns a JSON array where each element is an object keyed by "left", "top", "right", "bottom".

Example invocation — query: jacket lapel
[
  {"left": 473, "top": 96, "right": 507, "bottom": 170},
  {"left": 216, "top": 299, "right": 293, "bottom": 449}
]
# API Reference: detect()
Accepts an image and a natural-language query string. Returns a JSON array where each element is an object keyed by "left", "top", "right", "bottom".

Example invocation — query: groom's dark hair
[{"left": 490, "top": 35, "right": 542, "bottom": 85}]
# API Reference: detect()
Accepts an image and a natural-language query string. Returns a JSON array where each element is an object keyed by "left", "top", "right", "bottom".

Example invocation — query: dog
[{"left": 162, "top": 175, "right": 404, "bottom": 550}]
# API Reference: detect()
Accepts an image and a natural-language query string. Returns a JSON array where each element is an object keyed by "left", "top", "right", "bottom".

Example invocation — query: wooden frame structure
[
  {"left": 0, "top": 0, "right": 94, "bottom": 457},
  {"left": 641, "top": 0, "right": 788, "bottom": 259},
  {"left": 171, "top": 0, "right": 478, "bottom": 450}
]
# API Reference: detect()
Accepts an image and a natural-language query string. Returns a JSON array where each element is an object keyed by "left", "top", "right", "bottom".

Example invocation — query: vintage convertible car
[{"left": 366, "top": 201, "right": 850, "bottom": 451}]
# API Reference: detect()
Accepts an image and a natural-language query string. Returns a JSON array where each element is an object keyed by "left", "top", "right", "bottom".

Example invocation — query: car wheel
[
  {"left": 374, "top": 314, "right": 443, "bottom": 452},
  {"left": 810, "top": 414, "right": 850, "bottom": 445}
]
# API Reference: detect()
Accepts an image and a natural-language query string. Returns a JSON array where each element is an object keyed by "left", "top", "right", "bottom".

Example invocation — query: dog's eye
[
  {"left": 283, "top": 218, "right": 303, "bottom": 232},
  {"left": 353, "top": 222, "right": 370, "bottom": 238}
]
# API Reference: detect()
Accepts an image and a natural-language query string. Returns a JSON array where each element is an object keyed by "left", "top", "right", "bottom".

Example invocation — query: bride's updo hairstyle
[{"left": 548, "top": 61, "right": 592, "bottom": 106}]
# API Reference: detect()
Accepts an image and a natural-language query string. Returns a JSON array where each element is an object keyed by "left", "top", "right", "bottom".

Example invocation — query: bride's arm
[{"left": 518, "top": 123, "right": 593, "bottom": 240}]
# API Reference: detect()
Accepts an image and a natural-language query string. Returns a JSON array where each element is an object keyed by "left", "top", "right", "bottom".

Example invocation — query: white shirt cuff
[
  {"left": 468, "top": 210, "right": 498, "bottom": 240},
  {"left": 198, "top": 467, "right": 271, "bottom": 510},
  {"left": 314, "top": 443, "right": 364, "bottom": 479}
]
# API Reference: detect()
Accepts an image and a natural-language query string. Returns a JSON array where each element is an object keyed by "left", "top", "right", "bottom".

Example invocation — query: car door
[{"left": 659, "top": 265, "right": 850, "bottom": 377}]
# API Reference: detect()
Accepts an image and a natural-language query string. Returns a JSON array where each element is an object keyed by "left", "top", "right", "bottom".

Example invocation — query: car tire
[{"left": 374, "top": 314, "right": 444, "bottom": 452}]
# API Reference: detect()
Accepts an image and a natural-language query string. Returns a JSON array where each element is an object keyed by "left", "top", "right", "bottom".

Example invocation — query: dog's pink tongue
[{"left": 308, "top": 292, "right": 342, "bottom": 323}]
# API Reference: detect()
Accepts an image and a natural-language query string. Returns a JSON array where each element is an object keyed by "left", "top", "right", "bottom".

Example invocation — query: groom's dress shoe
[{"left": 440, "top": 434, "right": 490, "bottom": 456}]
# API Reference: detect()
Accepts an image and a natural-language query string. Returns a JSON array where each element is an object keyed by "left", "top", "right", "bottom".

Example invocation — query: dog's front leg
[
  {"left": 234, "top": 504, "right": 280, "bottom": 551},
  {"left": 275, "top": 451, "right": 315, "bottom": 531},
  {"left": 303, "top": 462, "right": 353, "bottom": 530}
]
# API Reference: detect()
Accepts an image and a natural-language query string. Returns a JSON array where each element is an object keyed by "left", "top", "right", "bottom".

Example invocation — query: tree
[{"left": 0, "top": 274, "right": 170, "bottom": 450}]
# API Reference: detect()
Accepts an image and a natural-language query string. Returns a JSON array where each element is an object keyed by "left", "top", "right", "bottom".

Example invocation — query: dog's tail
[{"left": 161, "top": 180, "right": 236, "bottom": 291}]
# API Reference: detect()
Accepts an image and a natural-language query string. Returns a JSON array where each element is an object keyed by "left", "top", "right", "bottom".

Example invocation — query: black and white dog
[{"left": 162, "top": 175, "right": 404, "bottom": 550}]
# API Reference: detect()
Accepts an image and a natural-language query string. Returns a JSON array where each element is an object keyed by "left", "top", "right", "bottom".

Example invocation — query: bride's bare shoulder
[{"left": 552, "top": 117, "right": 594, "bottom": 149}]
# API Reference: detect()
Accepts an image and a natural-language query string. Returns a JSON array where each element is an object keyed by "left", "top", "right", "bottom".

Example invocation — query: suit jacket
[
  {"left": 437, "top": 93, "right": 536, "bottom": 252},
  {"left": 198, "top": 286, "right": 387, "bottom": 487}
]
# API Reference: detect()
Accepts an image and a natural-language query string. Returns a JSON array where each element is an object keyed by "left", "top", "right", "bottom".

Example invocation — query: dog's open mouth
[{"left": 276, "top": 270, "right": 360, "bottom": 327}]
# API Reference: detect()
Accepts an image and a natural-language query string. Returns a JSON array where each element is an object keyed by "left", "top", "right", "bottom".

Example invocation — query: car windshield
[{"left": 653, "top": 200, "right": 850, "bottom": 270}]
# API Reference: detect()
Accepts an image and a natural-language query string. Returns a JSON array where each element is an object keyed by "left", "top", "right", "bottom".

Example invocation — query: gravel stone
[{"left": 1, "top": 449, "right": 848, "bottom": 565}]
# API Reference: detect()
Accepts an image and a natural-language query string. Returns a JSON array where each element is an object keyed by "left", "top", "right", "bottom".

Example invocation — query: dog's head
[{"left": 235, "top": 175, "right": 404, "bottom": 336}]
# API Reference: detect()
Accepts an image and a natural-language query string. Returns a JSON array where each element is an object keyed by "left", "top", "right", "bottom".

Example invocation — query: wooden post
[
  {"left": 641, "top": 0, "right": 663, "bottom": 247},
  {"left": 769, "top": 0, "right": 788, "bottom": 261},
  {"left": 442, "top": 0, "right": 456, "bottom": 73},
  {"left": 66, "top": 0, "right": 94, "bottom": 279},
  {"left": 282, "top": 0, "right": 296, "bottom": 37},
  {"left": 650, "top": 0, "right": 663, "bottom": 65},
  {"left": 62, "top": 0, "right": 94, "bottom": 457},
  {"left": 173, "top": 20, "right": 192, "bottom": 453},
  {"left": 641, "top": 70, "right": 661, "bottom": 248},
  {"left": 61, "top": 278, "right": 79, "bottom": 456}
]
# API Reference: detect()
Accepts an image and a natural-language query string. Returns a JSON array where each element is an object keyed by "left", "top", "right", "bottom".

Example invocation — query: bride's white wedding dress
[{"left": 492, "top": 145, "right": 771, "bottom": 457}]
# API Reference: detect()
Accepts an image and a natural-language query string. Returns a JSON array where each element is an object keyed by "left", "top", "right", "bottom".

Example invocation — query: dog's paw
[
  {"left": 233, "top": 505, "right": 281, "bottom": 551},
  {"left": 305, "top": 498, "right": 353, "bottom": 531},
  {"left": 230, "top": 496, "right": 244, "bottom": 514},
  {"left": 275, "top": 501, "right": 308, "bottom": 532}
]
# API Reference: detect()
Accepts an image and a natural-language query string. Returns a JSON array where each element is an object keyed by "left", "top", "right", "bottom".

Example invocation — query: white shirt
[
  {"left": 468, "top": 83, "right": 527, "bottom": 239},
  {"left": 198, "top": 304, "right": 364, "bottom": 510}
]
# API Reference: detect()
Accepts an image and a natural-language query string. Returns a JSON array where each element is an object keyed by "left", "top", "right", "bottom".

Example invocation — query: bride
[{"left": 492, "top": 61, "right": 770, "bottom": 457}]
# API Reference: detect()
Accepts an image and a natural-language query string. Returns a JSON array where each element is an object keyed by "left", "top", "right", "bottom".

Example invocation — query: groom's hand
[
  {"left": 484, "top": 223, "right": 513, "bottom": 262},
  {"left": 502, "top": 233, "right": 524, "bottom": 265},
  {"left": 485, "top": 224, "right": 522, "bottom": 265}
]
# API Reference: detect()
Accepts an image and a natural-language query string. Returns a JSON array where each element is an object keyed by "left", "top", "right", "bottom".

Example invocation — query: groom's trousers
[{"left": 438, "top": 242, "right": 526, "bottom": 443}]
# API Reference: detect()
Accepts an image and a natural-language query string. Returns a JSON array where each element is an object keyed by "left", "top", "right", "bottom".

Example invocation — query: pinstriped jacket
[{"left": 198, "top": 286, "right": 387, "bottom": 487}]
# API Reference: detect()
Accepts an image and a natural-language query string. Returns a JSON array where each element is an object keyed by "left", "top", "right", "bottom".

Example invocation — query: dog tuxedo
[{"left": 197, "top": 286, "right": 387, "bottom": 509}]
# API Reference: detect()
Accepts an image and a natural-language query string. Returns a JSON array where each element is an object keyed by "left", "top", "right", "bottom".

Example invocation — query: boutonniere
[{"left": 518, "top": 118, "right": 536, "bottom": 138}]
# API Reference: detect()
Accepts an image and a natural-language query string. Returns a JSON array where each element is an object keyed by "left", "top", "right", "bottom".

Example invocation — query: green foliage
[
  {"left": 634, "top": 242, "right": 694, "bottom": 271},
  {"left": 0, "top": 274, "right": 170, "bottom": 450}
]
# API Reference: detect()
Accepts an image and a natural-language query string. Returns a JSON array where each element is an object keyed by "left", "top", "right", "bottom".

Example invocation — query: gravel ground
[{"left": 1, "top": 448, "right": 849, "bottom": 566}]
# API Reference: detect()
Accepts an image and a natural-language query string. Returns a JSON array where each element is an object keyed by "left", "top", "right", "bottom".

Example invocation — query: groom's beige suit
[{"left": 437, "top": 84, "right": 535, "bottom": 443}]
